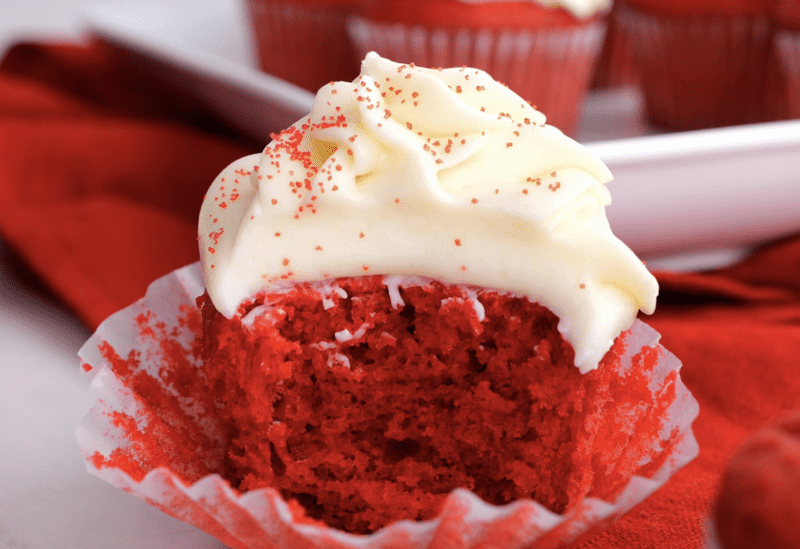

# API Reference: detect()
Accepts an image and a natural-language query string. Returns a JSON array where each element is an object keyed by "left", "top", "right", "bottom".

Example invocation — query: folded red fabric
[
  {"left": 0, "top": 40, "right": 256, "bottom": 328},
  {"left": 1, "top": 40, "right": 798, "bottom": 549}
]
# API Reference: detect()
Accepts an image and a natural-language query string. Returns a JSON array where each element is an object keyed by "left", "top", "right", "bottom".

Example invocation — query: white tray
[{"left": 84, "top": 0, "right": 800, "bottom": 273}]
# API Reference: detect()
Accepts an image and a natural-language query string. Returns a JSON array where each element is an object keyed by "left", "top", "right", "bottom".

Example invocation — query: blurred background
[
  {"left": 2, "top": 0, "right": 113, "bottom": 56},
  {"left": 1, "top": 1, "right": 799, "bottom": 548}
]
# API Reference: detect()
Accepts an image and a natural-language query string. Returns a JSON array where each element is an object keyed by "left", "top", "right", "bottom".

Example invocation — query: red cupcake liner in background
[
  {"left": 77, "top": 263, "right": 699, "bottom": 549},
  {"left": 591, "top": 3, "right": 641, "bottom": 90},
  {"left": 615, "top": 2, "right": 774, "bottom": 131},
  {"left": 347, "top": 16, "right": 605, "bottom": 137},
  {"left": 244, "top": 0, "right": 361, "bottom": 93},
  {"left": 775, "top": 31, "right": 800, "bottom": 118}
]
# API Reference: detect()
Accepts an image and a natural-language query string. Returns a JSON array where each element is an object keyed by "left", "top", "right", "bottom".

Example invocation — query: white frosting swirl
[
  {"left": 199, "top": 52, "right": 657, "bottom": 373},
  {"left": 455, "top": 0, "right": 611, "bottom": 19}
]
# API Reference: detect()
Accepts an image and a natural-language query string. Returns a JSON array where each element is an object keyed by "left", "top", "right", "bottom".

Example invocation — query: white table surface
[
  {"left": 0, "top": 241, "right": 228, "bottom": 548},
  {"left": 0, "top": 3, "right": 226, "bottom": 547}
]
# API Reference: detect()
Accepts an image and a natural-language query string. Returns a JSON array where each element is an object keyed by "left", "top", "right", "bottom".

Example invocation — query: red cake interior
[{"left": 199, "top": 276, "right": 670, "bottom": 534}]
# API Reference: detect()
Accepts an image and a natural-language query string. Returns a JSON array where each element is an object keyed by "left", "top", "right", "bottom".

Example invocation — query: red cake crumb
[
  {"left": 198, "top": 276, "right": 673, "bottom": 534},
  {"left": 714, "top": 408, "right": 800, "bottom": 549}
]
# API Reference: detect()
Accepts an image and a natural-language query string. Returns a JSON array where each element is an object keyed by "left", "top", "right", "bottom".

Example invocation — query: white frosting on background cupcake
[{"left": 454, "top": 0, "right": 612, "bottom": 19}]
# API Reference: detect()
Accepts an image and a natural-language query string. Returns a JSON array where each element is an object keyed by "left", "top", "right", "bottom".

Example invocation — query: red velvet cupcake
[
  {"left": 713, "top": 408, "right": 800, "bottom": 549},
  {"left": 77, "top": 53, "right": 699, "bottom": 549},
  {"left": 197, "top": 278, "right": 682, "bottom": 533},
  {"left": 347, "top": 0, "right": 611, "bottom": 136},
  {"left": 773, "top": 1, "right": 800, "bottom": 118},
  {"left": 591, "top": 2, "right": 641, "bottom": 89},
  {"left": 614, "top": 0, "right": 775, "bottom": 130},
  {"left": 244, "top": 0, "right": 361, "bottom": 92}
]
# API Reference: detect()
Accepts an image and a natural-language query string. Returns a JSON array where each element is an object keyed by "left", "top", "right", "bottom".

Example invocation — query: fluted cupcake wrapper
[
  {"left": 244, "top": 0, "right": 361, "bottom": 92},
  {"left": 614, "top": 3, "right": 774, "bottom": 131},
  {"left": 77, "top": 262, "right": 699, "bottom": 549},
  {"left": 775, "top": 30, "right": 800, "bottom": 119},
  {"left": 591, "top": 3, "right": 641, "bottom": 90},
  {"left": 346, "top": 17, "right": 605, "bottom": 137}
]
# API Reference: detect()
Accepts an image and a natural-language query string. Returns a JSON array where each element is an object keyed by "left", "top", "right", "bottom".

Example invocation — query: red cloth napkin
[
  {"left": 0, "top": 40, "right": 257, "bottom": 328},
  {"left": 2, "top": 40, "right": 799, "bottom": 549}
]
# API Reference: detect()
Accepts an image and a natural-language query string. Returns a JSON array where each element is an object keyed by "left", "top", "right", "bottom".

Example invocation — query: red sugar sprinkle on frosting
[{"left": 208, "top": 229, "right": 224, "bottom": 245}]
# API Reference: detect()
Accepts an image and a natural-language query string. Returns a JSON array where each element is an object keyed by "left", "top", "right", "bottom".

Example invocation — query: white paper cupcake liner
[
  {"left": 77, "top": 262, "right": 699, "bottom": 549},
  {"left": 614, "top": 3, "right": 773, "bottom": 130},
  {"left": 346, "top": 17, "right": 605, "bottom": 136}
]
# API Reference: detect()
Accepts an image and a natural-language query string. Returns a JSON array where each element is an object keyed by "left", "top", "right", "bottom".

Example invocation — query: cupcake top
[
  {"left": 617, "top": 0, "right": 774, "bottom": 16},
  {"left": 714, "top": 408, "right": 800, "bottom": 549},
  {"left": 456, "top": 0, "right": 611, "bottom": 19},
  {"left": 290, "top": 0, "right": 358, "bottom": 6},
  {"left": 358, "top": 0, "right": 608, "bottom": 28},
  {"left": 775, "top": 0, "right": 800, "bottom": 30},
  {"left": 198, "top": 52, "right": 658, "bottom": 373}
]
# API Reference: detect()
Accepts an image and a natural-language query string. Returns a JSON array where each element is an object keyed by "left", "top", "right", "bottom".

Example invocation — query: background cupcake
[
  {"left": 347, "top": 0, "right": 612, "bottom": 136},
  {"left": 244, "top": 0, "right": 361, "bottom": 92},
  {"left": 591, "top": 1, "right": 642, "bottom": 90},
  {"left": 712, "top": 408, "right": 800, "bottom": 549},
  {"left": 773, "top": 0, "right": 800, "bottom": 119},
  {"left": 613, "top": 0, "right": 774, "bottom": 131}
]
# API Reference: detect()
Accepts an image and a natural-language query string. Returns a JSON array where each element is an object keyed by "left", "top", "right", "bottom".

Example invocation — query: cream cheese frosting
[
  {"left": 198, "top": 52, "right": 657, "bottom": 373},
  {"left": 455, "top": 0, "right": 611, "bottom": 19}
]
